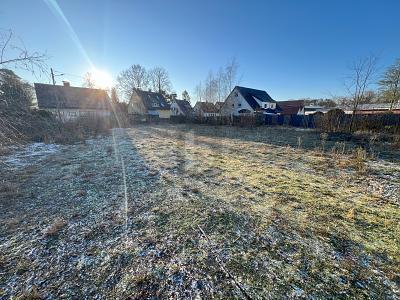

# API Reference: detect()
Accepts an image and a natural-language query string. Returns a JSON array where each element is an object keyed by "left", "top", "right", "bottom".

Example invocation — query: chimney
[{"left": 62, "top": 81, "right": 70, "bottom": 87}]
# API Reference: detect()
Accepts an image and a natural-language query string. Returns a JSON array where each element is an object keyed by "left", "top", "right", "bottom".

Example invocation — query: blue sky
[{"left": 1, "top": 0, "right": 400, "bottom": 100}]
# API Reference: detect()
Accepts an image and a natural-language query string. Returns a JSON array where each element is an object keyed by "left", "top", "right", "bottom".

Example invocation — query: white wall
[
  {"left": 221, "top": 88, "right": 278, "bottom": 116},
  {"left": 221, "top": 88, "right": 254, "bottom": 116},
  {"left": 170, "top": 102, "right": 182, "bottom": 116},
  {"left": 204, "top": 112, "right": 220, "bottom": 117},
  {"left": 255, "top": 99, "right": 276, "bottom": 110},
  {"left": 44, "top": 108, "right": 111, "bottom": 122},
  {"left": 128, "top": 91, "right": 146, "bottom": 114}
]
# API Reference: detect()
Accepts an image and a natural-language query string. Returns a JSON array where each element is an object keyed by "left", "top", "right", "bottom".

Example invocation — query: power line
[{"left": 50, "top": 68, "right": 65, "bottom": 85}]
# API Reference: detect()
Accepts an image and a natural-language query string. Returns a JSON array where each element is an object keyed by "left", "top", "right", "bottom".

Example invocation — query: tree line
[
  {"left": 116, "top": 65, "right": 173, "bottom": 102},
  {"left": 194, "top": 58, "right": 241, "bottom": 103}
]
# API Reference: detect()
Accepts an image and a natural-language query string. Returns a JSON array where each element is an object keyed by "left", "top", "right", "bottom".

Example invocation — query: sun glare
[{"left": 91, "top": 68, "right": 113, "bottom": 89}]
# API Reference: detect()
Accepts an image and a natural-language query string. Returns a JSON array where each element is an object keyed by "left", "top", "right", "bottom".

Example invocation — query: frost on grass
[
  {"left": 1, "top": 142, "right": 59, "bottom": 170},
  {"left": 0, "top": 124, "right": 399, "bottom": 299}
]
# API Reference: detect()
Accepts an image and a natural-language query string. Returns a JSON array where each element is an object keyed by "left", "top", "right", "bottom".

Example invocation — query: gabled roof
[
  {"left": 34, "top": 83, "right": 111, "bottom": 110},
  {"left": 132, "top": 89, "right": 170, "bottom": 110},
  {"left": 277, "top": 100, "right": 305, "bottom": 115},
  {"left": 235, "top": 86, "right": 275, "bottom": 110},
  {"left": 214, "top": 101, "right": 224, "bottom": 111},
  {"left": 174, "top": 99, "right": 193, "bottom": 115},
  {"left": 194, "top": 102, "right": 218, "bottom": 113}
]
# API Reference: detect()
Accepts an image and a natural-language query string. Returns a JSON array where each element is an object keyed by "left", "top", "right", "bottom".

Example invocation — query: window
[
  {"left": 238, "top": 103, "right": 241, "bottom": 107},
  {"left": 232, "top": 103, "right": 234, "bottom": 107},
  {"left": 234, "top": 92, "right": 238, "bottom": 97},
  {"left": 264, "top": 104, "right": 267, "bottom": 108}
]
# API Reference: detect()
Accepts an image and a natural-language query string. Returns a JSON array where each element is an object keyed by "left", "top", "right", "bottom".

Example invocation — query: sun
[{"left": 90, "top": 68, "right": 113, "bottom": 89}]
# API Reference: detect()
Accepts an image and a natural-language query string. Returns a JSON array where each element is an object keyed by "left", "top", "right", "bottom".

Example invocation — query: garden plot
[{"left": 0, "top": 124, "right": 399, "bottom": 299}]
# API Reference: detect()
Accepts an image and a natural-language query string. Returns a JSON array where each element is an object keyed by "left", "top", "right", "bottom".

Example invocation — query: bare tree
[
  {"left": 0, "top": 29, "right": 48, "bottom": 76},
  {"left": 182, "top": 90, "right": 190, "bottom": 101},
  {"left": 82, "top": 72, "right": 95, "bottom": 88},
  {"left": 345, "top": 55, "right": 378, "bottom": 132},
  {"left": 195, "top": 58, "right": 241, "bottom": 104},
  {"left": 378, "top": 58, "right": 400, "bottom": 110},
  {"left": 223, "top": 57, "right": 240, "bottom": 96},
  {"left": 110, "top": 87, "right": 119, "bottom": 104},
  {"left": 204, "top": 71, "right": 218, "bottom": 103},
  {"left": 363, "top": 90, "right": 378, "bottom": 104},
  {"left": 148, "top": 66, "right": 171, "bottom": 94},
  {"left": 216, "top": 67, "right": 225, "bottom": 102},
  {"left": 116, "top": 64, "right": 149, "bottom": 100},
  {"left": 194, "top": 82, "right": 203, "bottom": 102}
]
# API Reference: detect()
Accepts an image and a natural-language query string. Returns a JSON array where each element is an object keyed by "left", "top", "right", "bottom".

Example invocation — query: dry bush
[
  {"left": 351, "top": 147, "right": 368, "bottom": 173},
  {"left": 23, "top": 115, "right": 115, "bottom": 145},
  {"left": 320, "top": 132, "right": 328, "bottom": 151},
  {"left": 15, "top": 287, "right": 42, "bottom": 300},
  {"left": 43, "top": 218, "right": 67, "bottom": 237},
  {"left": 0, "top": 180, "right": 17, "bottom": 193},
  {"left": 392, "top": 135, "right": 400, "bottom": 149},
  {"left": 315, "top": 109, "right": 346, "bottom": 132}
]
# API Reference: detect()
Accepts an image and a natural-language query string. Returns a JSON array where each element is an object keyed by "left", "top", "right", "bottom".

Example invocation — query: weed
[
  {"left": 43, "top": 218, "right": 67, "bottom": 237},
  {"left": 0, "top": 181, "right": 18, "bottom": 194},
  {"left": 297, "top": 136, "right": 302, "bottom": 148},
  {"left": 15, "top": 287, "right": 42, "bottom": 300},
  {"left": 352, "top": 147, "right": 368, "bottom": 173},
  {"left": 345, "top": 208, "right": 355, "bottom": 220},
  {"left": 77, "top": 189, "right": 87, "bottom": 197},
  {"left": 320, "top": 132, "right": 328, "bottom": 151}
]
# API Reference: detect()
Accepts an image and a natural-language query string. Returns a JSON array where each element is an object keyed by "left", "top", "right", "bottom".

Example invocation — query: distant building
[
  {"left": 128, "top": 89, "right": 171, "bottom": 119},
  {"left": 34, "top": 82, "right": 111, "bottom": 121},
  {"left": 220, "top": 86, "right": 278, "bottom": 116},
  {"left": 170, "top": 99, "right": 193, "bottom": 116},
  {"left": 193, "top": 102, "right": 219, "bottom": 117},
  {"left": 276, "top": 100, "right": 305, "bottom": 115},
  {"left": 214, "top": 101, "right": 225, "bottom": 113},
  {"left": 341, "top": 103, "right": 400, "bottom": 115},
  {"left": 300, "top": 105, "right": 329, "bottom": 115}
]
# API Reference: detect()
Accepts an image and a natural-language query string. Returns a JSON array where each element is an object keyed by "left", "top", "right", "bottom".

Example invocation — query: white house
[
  {"left": 220, "top": 86, "right": 278, "bottom": 116},
  {"left": 193, "top": 102, "right": 219, "bottom": 117},
  {"left": 34, "top": 82, "right": 111, "bottom": 121},
  {"left": 170, "top": 99, "right": 193, "bottom": 116}
]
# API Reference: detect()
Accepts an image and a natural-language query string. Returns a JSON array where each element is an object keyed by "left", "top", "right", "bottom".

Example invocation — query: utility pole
[{"left": 51, "top": 68, "right": 56, "bottom": 85}]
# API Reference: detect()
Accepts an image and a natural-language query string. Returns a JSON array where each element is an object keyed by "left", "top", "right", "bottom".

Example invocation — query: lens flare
[{"left": 91, "top": 68, "right": 113, "bottom": 89}]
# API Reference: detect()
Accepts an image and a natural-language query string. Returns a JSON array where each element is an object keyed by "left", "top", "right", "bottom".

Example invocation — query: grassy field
[{"left": 0, "top": 124, "right": 399, "bottom": 299}]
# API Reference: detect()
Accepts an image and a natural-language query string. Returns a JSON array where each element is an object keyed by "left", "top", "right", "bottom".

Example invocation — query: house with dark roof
[
  {"left": 220, "top": 86, "right": 278, "bottom": 116},
  {"left": 276, "top": 100, "right": 305, "bottom": 115},
  {"left": 170, "top": 99, "right": 193, "bottom": 116},
  {"left": 214, "top": 101, "right": 225, "bottom": 112},
  {"left": 193, "top": 102, "right": 219, "bottom": 117},
  {"left": 34, "top": 82, "right": 111, "bottom": 121},
  {"left": 128, "top": 89, "right": 171, "bottom": 119}
]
